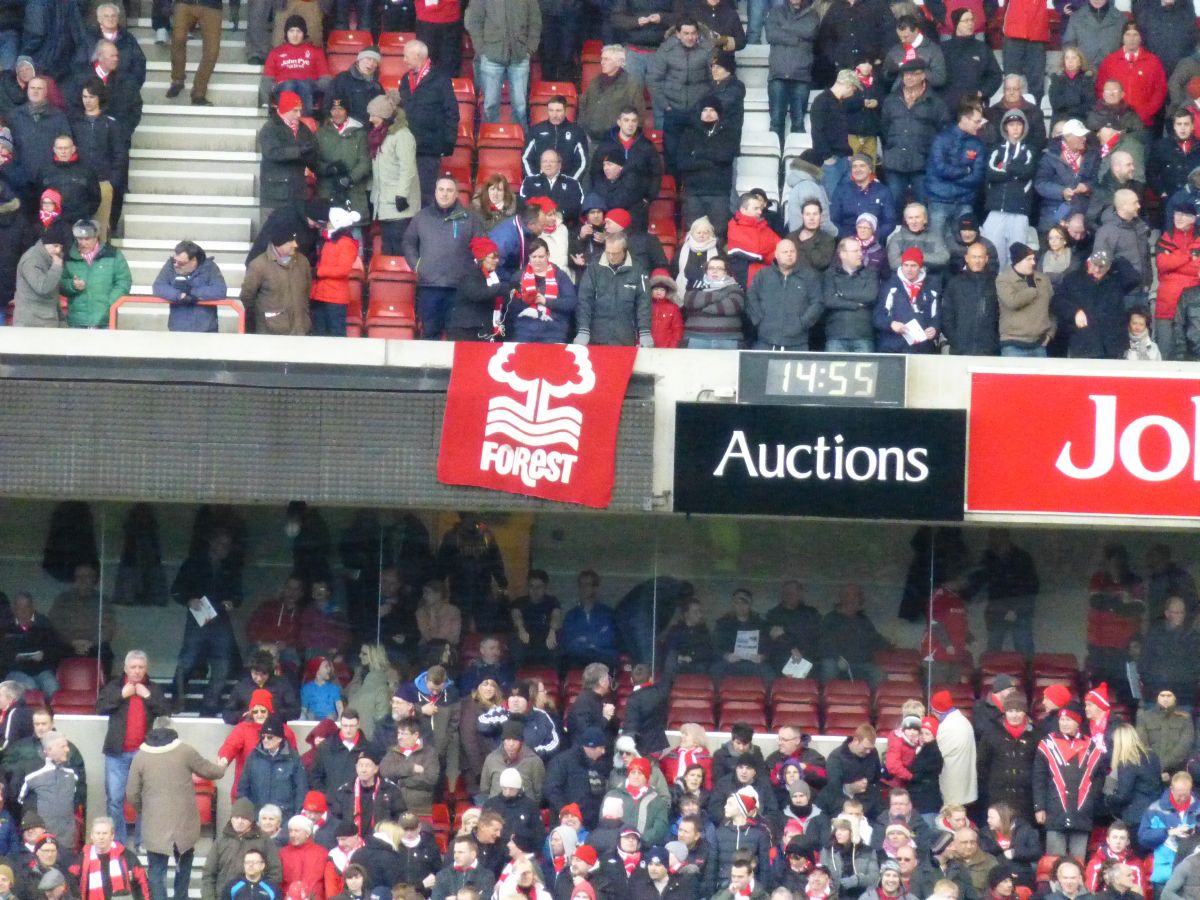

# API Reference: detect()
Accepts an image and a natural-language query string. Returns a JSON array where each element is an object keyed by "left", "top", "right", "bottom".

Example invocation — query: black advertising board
[{"left": 673, "top": 403, "right": 966, "bottom": 521}]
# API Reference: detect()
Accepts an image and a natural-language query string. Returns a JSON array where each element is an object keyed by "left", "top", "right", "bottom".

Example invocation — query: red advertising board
[{"left": 968, "top": 371, "right": 1200, "bottom": 517}]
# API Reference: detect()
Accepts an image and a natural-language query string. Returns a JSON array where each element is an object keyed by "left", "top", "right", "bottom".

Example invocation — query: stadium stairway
[{"left": 120, "top": 19, "right": 262, "bottom": 295}]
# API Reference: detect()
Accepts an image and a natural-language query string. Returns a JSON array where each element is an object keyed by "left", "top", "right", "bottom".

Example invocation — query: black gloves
[{"left": 395, "top": 196, "right": 409, "bottom": 212}]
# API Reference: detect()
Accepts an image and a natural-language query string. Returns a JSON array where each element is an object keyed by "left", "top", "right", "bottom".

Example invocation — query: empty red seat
[
  {"left": 771, "top": 678, "right": 819, "bottom": 702},
  {"left": 719, "top": 705, "right": 767, "bottom": 731},
  {"left": 369, "top": 254, "right": 414, "bottom": 281},
  {"left": 657, "top": 175, "right": 677, "bottom": 201},
  {"left": 478, "top": 123, "right": 525, "bottom": 148},
  {"left": 327, "top": 53, "right": 358, "bottom": 77},
  {"left": 980, "top": 651, "right": 1027, "bottom": 677},
  {"left": 825, "top": 680, "right": 871, "bottom": 701},
  {"left": 1032, "top": 653, "right": 1079, "bottom": 675},
  {"left": 475, "top": 149, "right": 523, "bottom": 187},
  {"left": 673, "top": 673, "right": 713, "bottom": 695},
  {"left": 379, "top": 31, "right": 415, "bottom": 55},
  {"left": 875, "top": 679, "right": 923, "bottom": 702},
  {"left": 327, "top": 30, "right": 372, "bottom": 53},
  {"left": 52, "top": 657, "right": 104, "bottom": 713},
  {"left": 824, "top": 711, "right": 864, "bottom": 736}
]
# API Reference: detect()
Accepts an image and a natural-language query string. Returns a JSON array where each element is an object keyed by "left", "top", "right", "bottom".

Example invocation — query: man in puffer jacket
[
  {"left": 875, "top": 247, "right": 942, "bottom": 354},
  {"left": 941, "top": 243, "right": 999, "bottom": 355},
  {"left": 886, "top": 204, "right": 951, "bottom": 289},
  {"left": 1093, "top": 189, "right": 1152, "bottom": 297},
  {"left": 1139, "top": 774, "right": 1200, "bottom": 890},
  {"left": 151, "top": 240, "right": 228, "bottom": 333},
  {"left": 1052, "top": 249, "right": 1137, "bottom": 358},
  {"left": 237, "top": 716, "right": 307, "bottom": 821},
  {"left": 830, "top": 155, "right": 897, "bottom": 241},
  {"left": 925, "top": 99, "right": 987, "bottom": 244},
  {"left": 575, "top": 233, "right": 653, "bottom": 346},
  {"left": 1035, "top": 122, "right": 1101, "bottom": 231},
  {"left": 822, "top": 237, "right": 879, "bottom": 352},
  {"left": 747, "top": 237, "right": 823, "bottom": 350},
  {"left": 880, "top": 59, "right": 950, "bottom": 207},
  {"left": 18, "top": 732, "right": 80, "bottom": 847},
  {"left": 201, "top": 798, "right": 283, "bottom": 900},
  {"left": 646, "top": 20, "right": 714, "bottom": 176}
]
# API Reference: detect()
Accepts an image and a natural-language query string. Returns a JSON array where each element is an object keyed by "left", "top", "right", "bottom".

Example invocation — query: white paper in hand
[
  {"left": 191, "top": 596, "right": 218, "bottom": 627},
  {"left": 902, "top": 319, "right": 927, "bottom": 346}
]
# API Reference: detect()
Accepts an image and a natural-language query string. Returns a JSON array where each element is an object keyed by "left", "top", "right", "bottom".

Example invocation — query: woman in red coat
[
  {"left": 309, "top": 207, "right": 362, "bottom": 338},
  {"left": 1096, "top": 22, "right": 1168, "bottom": 127},
  {"left": 218, "top": 688, "right": 300, "bottom": 798}
]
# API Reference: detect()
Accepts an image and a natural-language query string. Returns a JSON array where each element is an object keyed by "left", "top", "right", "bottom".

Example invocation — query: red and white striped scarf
[
  {"left": 408, "top": 59, "right": 432, "bottom": 91},
  {"left": 81, "top": 845, "right": 130, "bottom": 900},
  {"left": 353, "top": 779, "right": 380, "bottom": 835},
  {"left": 520, "top": 265, "right": 557, "bottom": 307},
  {"left": 673, "top": 747, "right": 703, "bottom": 783}
]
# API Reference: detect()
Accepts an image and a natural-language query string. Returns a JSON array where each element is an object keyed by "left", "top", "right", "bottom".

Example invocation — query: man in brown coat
[
  {"left": 128, "top": 716, "right": 226, "bottom": 900},
  {"left": 380, "top": 718, "right": 441, "bottom": 815},
  {"left": 201, "top": 798, "right": 283, "bottom": 900},
  {"left": 239, "top": 223, "right": 313, "bottom": 336},
  {"left": 578, "top": 45, "right": 649, "bottom": 143}
]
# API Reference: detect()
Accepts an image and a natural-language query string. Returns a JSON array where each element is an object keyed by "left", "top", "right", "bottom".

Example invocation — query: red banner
[
  {"left": 437, "top": 342, "right": 637, "bottom": 508},
  {"left": 968, "top": 371, "right": 1200, "bottom": 517}
]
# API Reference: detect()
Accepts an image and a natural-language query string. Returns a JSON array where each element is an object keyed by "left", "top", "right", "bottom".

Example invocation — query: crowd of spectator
[
  {"left": 0, "top": 508, "right": 1199, "bottom": 900},
  {"left": 3, "top": 0, "right": 1200, "bottom": 355}
]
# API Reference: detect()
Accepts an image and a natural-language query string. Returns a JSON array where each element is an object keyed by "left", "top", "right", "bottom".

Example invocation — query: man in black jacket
[
  {"left": 42, "top": 134, "right": 100, "bottom": 225},
  {"left": 546, "top": 727, "right": 612, "bottom": 828},
  {"left": 520, "top": 149, "right": 585, "bottom": 225},
  {"left": 619, "top": 665, "right": 669, "bottom": 756},
  {"left": 171, "top": 527, "right": 241, "bottom": 716},
  {"left": 522, "top": 96, "right": 588, "bottom": 180},
  {"left": 942, "top": 242, "right": 1000, "bottom": 355},
  {"left": 589, "top": 108, "right": 662, "bottom": 230},
  {"left": 395, "top": 40, "right": 458, "bottom": 206},
  {"left": 677, "top": 96, "right": 738, "bottom": 238},
  {"left": 309, "top": 709, "right": 371, "bottom": 804},
  {"left": 322, "top": 48, "right": 384, "bottom": 125},
  {"left": 257, "top": 91, "right": 317, "bottom": 216},
  {"left": 329, "top": 745, "right": 406, "bottom": 838},
  {"left": 65, "top": 39, "right": 142, "bottom": 139},
  {"left": 818, "top": 727, "right": 883, "bottom": 819},
  {"left": 224, "top": 651, "right": 301, "bottom": 725},
  {"left": 97, "top": 650, "right": 170, "bottom": 844},
  {"left": 430, "top": 835, "right": 496, "bottom": 900}
]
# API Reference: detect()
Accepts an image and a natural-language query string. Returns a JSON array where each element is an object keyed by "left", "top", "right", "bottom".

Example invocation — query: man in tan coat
[
  {"left": 127, "top": 716, "right": 226, "bottom": 900},
  {"left": 240, "top": 223, "right": 313, "bottom": 336}
]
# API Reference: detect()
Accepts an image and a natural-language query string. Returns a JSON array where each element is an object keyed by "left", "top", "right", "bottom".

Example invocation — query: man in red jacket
[
  {"left": 1097, "top": 21, "right": 1168, "bottom": 127},
  {"left": 1001, "top": 0, "right": 1050, "bottom": 101}
]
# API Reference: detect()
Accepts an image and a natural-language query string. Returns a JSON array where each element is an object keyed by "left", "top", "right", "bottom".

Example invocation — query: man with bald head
[
  {"left": 746, "top": 237, "right": 823, "bottom": 350},
  {"left": 1094, "top": 187, "right": 1151, "bottom": 301},
  {"left": 395, "top": 39, "right": 459, "bottom": 206}
]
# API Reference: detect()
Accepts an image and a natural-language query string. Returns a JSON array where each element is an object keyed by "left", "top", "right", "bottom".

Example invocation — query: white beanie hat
[{"left": 499, "top": 768, "right": 523, "bottom": 790}]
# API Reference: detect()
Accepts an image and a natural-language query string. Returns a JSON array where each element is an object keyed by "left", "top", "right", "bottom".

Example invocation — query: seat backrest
[{"left": 57, "top": 657, "right": 102, "bottom": 693}]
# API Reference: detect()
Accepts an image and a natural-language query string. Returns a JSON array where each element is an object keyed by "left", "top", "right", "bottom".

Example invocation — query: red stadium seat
[
  {"left": 980, "top": 651, "right": 1027, "bottom": 677},
  {"left": 379, "top": 31, "right": 416, "bottom": 56},
  {"left": 824, "top": 680, "right": 871, "bottom": 701},
  {"left": 1032, "top": 653, "right": 1079, "bottom": 676},
  {"left": 672, "top": 673, "right": 713, "bottom": 697},
  {"left": 824, "top": 711, "right": 865, "bottom": 736},
  {"left": 771, "top": 706, "right": 821, "bottom": 731},
  {"left": 875, "top": 648, "right": 923, "bottom": 679},
  {"left": 720, "top": 675, "right": 767, "bottom": 699},
  {"left": 719, "top": 703, "right": 767, "bottom": 731},
  {"left": 770, "top": 678, "right": 820, "bottom": 703},
  {"left": 475, "top": 149, "right": 523, "bottom": 187},
  {"left": 327, "top": 30, "right": 373, "bottom": 53},
  {"left": 327, "top": 54, "right": 358, "bottom": 77},
  {"left": 51, "top": 657, "right": 104, "bottom": 713},
  {"left": 194, "top": 775, "right": 217, "bottom": 832},
  {"left": 478, "top": 123, "right": 526, "bottom": 148}
]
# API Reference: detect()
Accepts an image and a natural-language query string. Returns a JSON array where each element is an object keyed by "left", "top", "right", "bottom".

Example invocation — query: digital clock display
[
  {"left": 738, "top": 353, "right": 907, "bottom": 407},
  {"left": 766, "top": 358, "right": 879, "bottom": 398}
]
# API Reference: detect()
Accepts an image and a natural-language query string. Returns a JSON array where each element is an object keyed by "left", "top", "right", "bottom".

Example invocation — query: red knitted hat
[
  {"left": 930, "top": 690, "right": 954, "bottom": 714},
  {"left": 901, "top": 246, "right": 925, "bottom": 267}
]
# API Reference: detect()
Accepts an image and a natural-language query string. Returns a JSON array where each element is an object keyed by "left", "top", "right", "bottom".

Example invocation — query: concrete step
[
  {"left": 145, "top": 59, "right": 263, "bottom": 81},
  {"left": 129, "top": 149, "right": 260, "bottom": 177},
  {"left": 124, "top": 192, "right": 258, "bottom": 211},
  {"left": 130, "top": 23, "right": 248, "bottom": 66},
  {"left": 143, "top": 79, "right": 261, "bottom": 107},
  {"left": 141, "top": 104, "right": 265, "bottom": 129},
  {"left": 128, "top": 168, "right": 256, "bottom": 196},
  {"left": 122, "top": 213, "right": 254, "bottom": 243},
  {"left": 132, "top": 124, "right": 259, "bottom": 153}
]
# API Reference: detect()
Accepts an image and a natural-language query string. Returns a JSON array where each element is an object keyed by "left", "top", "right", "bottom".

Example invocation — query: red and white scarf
[
  {"left": 626, "top": 780, "right": 647, "bottom": 801},
  {"left": 1062, "top": 145, "right": 1083, "bottom": 173},
  {"left": 520, "top": 265, "right": 557, "bottom": 312},
  {"left": 328, "top": 840, "right": 362, "bottom": 873},
  {"left": 620, "top": 851, "right": 642, "bottom": 876},
  {"left": 408, "top": 59, "right": 432, "bottom": 91},
  {"left": 399, "top": 737, "right": 423, "bottom": 757},
  {"left": 673, "top": 747, "right": 704, "bottom": 783},
  {"left": 353, "top": 779, "right": 380, "bottom": 835},
  {"left": 82, "top": 845, "right": 130, "bottom": 900}
]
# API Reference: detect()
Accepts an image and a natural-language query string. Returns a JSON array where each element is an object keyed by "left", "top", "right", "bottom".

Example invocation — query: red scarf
[
  {"left": 856, "top": 71, "right": 874, "bottom": 88},
  {"left": 353, "top": 779, "right": 379, "bottom": 835},
  {"left": 552, "top": 855, "right": 566, "bottom": 873},
  {"left": 1061, "top": 145, "right": 1083, "bottom": 173},
  {"left": 81, "top": 844, "right": 130, "bottom": 900},
  {"left": 1170, "top": 792, "right": 1192, "bottom": 814},
  {"left": 399, "top": 737, "right": 422, "bottom": 757},
  {"left": 902, "top": 43, "right": 917, "bottom": 62},
  {"left": 454, "top": 861, "right": 477, "bottom": 873},
  {"left": 1003, "top": 717, "right": 1027, "bottom": 740},
  {"left": 408, "top": 59, "right": 432, "bottom": 91},
  {"left": 626, "top": 781, "right": 647, "bottom": 801},
  {"left": 39, "top": 208, "right": 59, "bottom": 228},
  {"left": 1182, "top": 140, "right": 1194, "bottom": 154},
  {"left": 620, "top": 851, "right": 641, "bottom": 875},
  {"left": 520, "top": 265, "right": 557, "bottom": 307},
  {"left": 806, "top": 882, "right": 831, "bottom": 900},
  {"left": 994, "top": 832, "right": 1012, "bottom": 850},
  {"left": 1126, "top": 50, "right": 1140, "bottom": 63},
  {"left": 674, "top": 747, "right": 703, "bottom": 782}
]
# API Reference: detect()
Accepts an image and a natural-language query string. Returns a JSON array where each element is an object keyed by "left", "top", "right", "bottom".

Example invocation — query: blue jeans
[
  {"left": 147, "top": 848, "right": 194, "bottom": 900},
  {"left": 929, "top": 201, "right": 973, "bottom": 246},
  {"left": 417, "top": 285, "right": 457, "bottom": 340},
  {"left": 276, "top": 79, "right": 315, "bottom": 114},
  {"left": 0, "top": 32, "right": 17, "bottom": 71},
  {"left": 885, "top": 172, "right": 925, "bottom": 208},
  {"left": 478, "top": 55, "right": 530, "bottom": 130},
  {"left": 747, "top": 0, "right": 784, "bottom": 43},
  {"left": 825, "top": 338, "right": 875, "bottom": 353},
  {"left": 623, "top": 49, "right": 653, "bottom": 89},
  {"left": 823, "top": 156, "right": 849, "bottom": 200},
  {"left": 999, "top": 344, "right": 1047, "bottom": 357},
  {"left": 768, "top": 79, "right": 809, "bottom": 137},
  {"left": 106, "top": 751, "right": 138, "bottom": 844},
  {"left": 311, "top": 300, "right": 348, "bottom": 337},
  {"left": 6, "top": 670, "right": 59, "bottom": 696},
  {"left": 986, "top": 612, "right": 1035, "bottom": 657},
  {"left": 174, "top": 618, "right": 236, "bottom": 715},
  {"left": 687, "top": 336, "right": 740, "bottom": 349}
]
